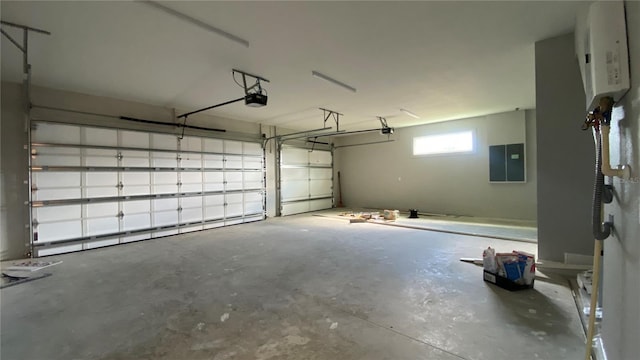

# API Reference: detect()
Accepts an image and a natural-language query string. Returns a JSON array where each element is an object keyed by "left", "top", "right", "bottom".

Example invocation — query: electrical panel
[{"left": 575, "top": 0, "right": 630, "bottom": 111}]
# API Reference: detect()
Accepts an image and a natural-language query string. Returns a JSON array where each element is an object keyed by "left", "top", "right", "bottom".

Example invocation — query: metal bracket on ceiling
[
  {"left": 320, "top": 108, "right": 343, "bottom": 132},
  {"left": 1, "top": 20, "right": 51, "bottom": 106},
  {"left": 233, "top": 69, "right": 269, "bottom": 96}
]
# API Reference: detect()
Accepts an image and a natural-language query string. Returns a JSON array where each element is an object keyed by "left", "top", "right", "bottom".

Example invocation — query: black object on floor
[
  {"left": 1, "top": 273, "right": 52, "bottom": 289},
  {"left": 409, "top": 209, "right": 419, "bottom": 218}
]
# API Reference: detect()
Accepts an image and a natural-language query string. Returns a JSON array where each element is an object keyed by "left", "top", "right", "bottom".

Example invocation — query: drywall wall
[
  {"left": 0, "top": 83, "right": 279, "bottom": 260},
  {"left": 333, "top": 110, "right": 537, "bottom": 221},
  {"left": 1, "top": 82, "right": 30, "bottom": 260},
  {"left": 535, "top": 33, "right": 594, "bottom": 262},
  {"left": 601, "top": 2, "right": 640, "bottom": 358}
]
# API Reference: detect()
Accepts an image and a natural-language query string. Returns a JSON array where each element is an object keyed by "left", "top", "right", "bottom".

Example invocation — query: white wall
[
  {"left": 1, "top": 82, "right": 30, "bottom": 260},
  {"left": 601, "top": 2, "right": 640, "bottom": 358},
  {"left": 334, "top": 110, "right": 537, "bottom": 221},
  {"left": 0, "top": 82, "right": 281, "bottom": 260},
  {"left": 535, "top": 33, "right": 595, "bottom": 262}
]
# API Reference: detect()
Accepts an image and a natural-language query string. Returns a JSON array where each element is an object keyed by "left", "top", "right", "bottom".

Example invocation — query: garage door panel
[
  {"left": 85, "top": 128, "right": 117, "bottom": 146},
  {"left": 181, "top": 172, "right": 202, "bottom": 184},
  {"left": 225, "top": 141, "right": 243, "bottom": 154},
  {"left": 310, "top": 180, "right": 332, "bottom": 197},
  {"left": 35, "top": 205, "right": 81, "bottom": 222},
  {"left": 154, "top": 185, "right": 178, "bottom": 194},
  {"left": 86, "top": 202, "right": 118, "bottom": 217},
  {"left": 153, "top": 211, "right": 179, "bottom": 227},
  {"left": 309, "top": 151, "right": 332, "bottom": 165},
  {"left": 85, "top": 217, "right": 119, "bottom": 236},
  {"left": 205, "top": 172, "right": 224, "bottom": 183},
  {"left": 37, "top": 244, "right": 83, "bottom": 257},
  {"left": 86, "top": 172, "right": 118, "bottom": 187},
  {"left": 282, "top": 202, "right": 309, "bottom": 216},
  {"left": 36, "top": 172, "right": 81, "bottom": 188},
  {"left": 151, "top": 134, "right": 178, "bottom": 150},
  {"left": 282, "top": 168, "right": 308, "bottom": 180},
  {"left": 37, "top": 220, "right": 82, "bottom": 242},
  {"left": 244, "top": 142, "right": 262, "bottom": 156},
  {"left": 121, "top": 151, "right": 150, "bottom": 167},
  {"left": 281, "top": 148, "right": 308, "bottom": 165},
  {"left": 182, "top": 197, "right": 202, "bottom": 209},
  {"left": 123, "top": 213, "right": 151, "bottom": 231},
  {"left": 281, "top": 180, "right": 309, "bottom": 200},
  {"left": 204, "top": 182, "right": 224, "bottom": 192},
  {"left": 85, "top": 155, "right": 118, "bottom": 167},
  {"left": 181, "top": 157, "right": 202, "bottom": 168},
  {"left": 122, "top": 172, "right": 150, "bottom": 185},
  {"left": 85, "top": 148, "right": 116, "bottom": 156},
  {"left": 122, "top": 185, "right": 151, "bottom": 196},
  {"left": 205, "top": 194, "right": 224, "bottom": 206},
  {"left": 181, "top": 208, "right": 203, "bottom": 223},
  {"left": 309, "top": 198, "right": 333, "bottom": 212},
  {"left": 86, "top": 238, "right": 119, "bottom": 249},
  {"left": 121, "top": 233, "right": 151, "bottom": 243},
  {"left": 245, "top": 200, "right": 263, "bottom": 214},
  {"left": 180, "top": 225, "right": 203, "bottom": 234},
  {"left": 181, "top": 183, "right": 203, "bottom": 193},
  {"left": 244, "top": 171, "right": 263, "bottom": 184},
  {"left": 226, "top": 203, "right": 244, "bottom": 218},
  {"left": 86, "top": 187, "right": 118, "bottom": 198},
  {"left": 204, "top": 155, "right": 224, "bottom": 168},
  {"left": 154, "top": 172, "right": 177, "bottom": 183},
  {"left": 120, "top": 131, "right": 150, "bottom": 148},
  {"left": 203, "top": 138, "right": 223, "bottom": 153},
  {"left": 243, "top": 158, "right": 263, "bottom": 170},
  {"left": 33, "top": 123, "right": 81, "bottom": 144},
  {"left": 181, "top": 136, "right": 202, "bottom": 152},
  {"left": 153, "top": 198, "right": 178, "bottom": 211},
  {"left": 152, "top": 157, "right": 177, "bottom": 168},
  {"left": 34, "top": 155, "right": 81, "bottom": 167},
  {"left": 205, "top": 206, "right": 225, "bottom": 220},
  {"left": 225, "top": 155, "right": 243, "bottom": 169},
  {"left": 123, "top": 200, "right": 150, "bottom": 214},
  {"left": 310, "top": 168, "right": 332, "bottom": 180},
  {"left": 36, "top": 188, "right": 82, "bottom": 201},
  {"left": 226, "top": 193, "right": 243, "bottom": 204}
]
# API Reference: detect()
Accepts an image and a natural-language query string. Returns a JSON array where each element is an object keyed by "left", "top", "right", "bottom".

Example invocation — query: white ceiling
[{"left": 1, "top": 1, "right": 588, "bottom": 131}]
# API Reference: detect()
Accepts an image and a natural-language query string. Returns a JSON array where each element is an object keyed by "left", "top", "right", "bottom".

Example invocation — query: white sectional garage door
[
  {"left": 280, "top": 146, "right": 333, "bottom": 216},
  {"left": 30, "top": 121, "right": 265, "bottom": 256}
]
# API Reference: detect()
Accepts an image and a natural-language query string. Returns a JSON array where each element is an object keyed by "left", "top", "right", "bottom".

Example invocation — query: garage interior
[{"left": 1, "top": 1, "right": 638, "bottom": 360}]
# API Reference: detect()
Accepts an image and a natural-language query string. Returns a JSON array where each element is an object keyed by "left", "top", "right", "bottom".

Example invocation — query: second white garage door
[{"left": 280, "top": 146, "right": 333, "bottom": 216}]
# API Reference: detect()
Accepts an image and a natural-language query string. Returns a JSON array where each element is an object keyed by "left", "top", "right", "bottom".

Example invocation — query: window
[{"left": 413, "top": 130, "right": 474, "bottom": 156}]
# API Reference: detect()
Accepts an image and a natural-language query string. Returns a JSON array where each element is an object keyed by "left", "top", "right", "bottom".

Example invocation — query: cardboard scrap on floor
[
  {"left": 339, "top": 210, "right": 400, "bottom": 223},
  {"left": 6, "top": 260, "right": 62, "bottom": 272}
]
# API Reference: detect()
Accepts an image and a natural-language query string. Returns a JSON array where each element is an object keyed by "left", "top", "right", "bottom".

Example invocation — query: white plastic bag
[{"left": 482, "top": 247, "right": 497, "bottom": 273}]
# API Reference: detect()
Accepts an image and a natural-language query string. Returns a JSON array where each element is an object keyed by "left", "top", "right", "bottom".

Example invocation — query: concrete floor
[
  {"left": 1, "top": 215, "right": 584, "bottom": 360},
  {"left": 316, "top": 209, "right": 538, "bottom": 243}
]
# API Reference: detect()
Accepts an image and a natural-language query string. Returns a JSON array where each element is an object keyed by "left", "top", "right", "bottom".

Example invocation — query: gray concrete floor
[
  {"left": 316, "top": 209, "right": 538, "bottom": 243},
  {"left": 1, "top": 215, "right": 584, "bottom": 360}
]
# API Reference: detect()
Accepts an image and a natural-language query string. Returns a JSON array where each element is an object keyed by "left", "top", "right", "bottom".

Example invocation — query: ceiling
[{"left": 1, "top": 1, "right": 588, "bottom": 131}]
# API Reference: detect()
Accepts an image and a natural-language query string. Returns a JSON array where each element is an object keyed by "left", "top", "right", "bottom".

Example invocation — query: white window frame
[{"left": 413, "top": 130, "right": 476, "bottom": 156}]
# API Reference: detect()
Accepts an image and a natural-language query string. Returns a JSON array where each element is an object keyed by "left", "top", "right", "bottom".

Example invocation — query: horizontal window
[{"left": 413, "top": 130, "right": 474, "bottom": 156}]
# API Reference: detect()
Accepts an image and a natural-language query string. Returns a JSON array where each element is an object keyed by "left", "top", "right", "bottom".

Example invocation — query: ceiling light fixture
[
  {"left": 140, "top": 0, "right": 250, "bottom": 47},
  {"left": 312, "top": 71, "right": 357, "bottom": 93},
  {"left": 400, "top": 108, "right": 420, "bottom": 119}
]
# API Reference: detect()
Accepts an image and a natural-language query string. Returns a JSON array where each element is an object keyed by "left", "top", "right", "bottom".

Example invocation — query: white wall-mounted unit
[{"left": 575, "top": 0, "right": 630, "bottom": 111}]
